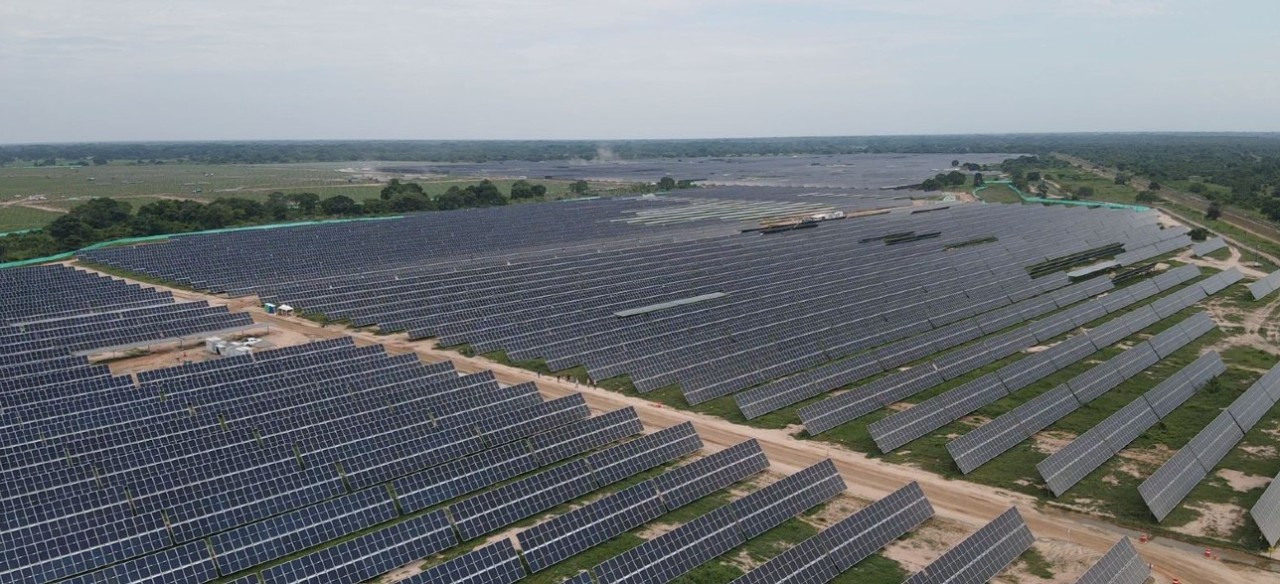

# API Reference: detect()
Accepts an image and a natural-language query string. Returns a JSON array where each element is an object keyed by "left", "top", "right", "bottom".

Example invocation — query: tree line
[{"left": 0, "top": 178, "right": 557, "bottom": 262}]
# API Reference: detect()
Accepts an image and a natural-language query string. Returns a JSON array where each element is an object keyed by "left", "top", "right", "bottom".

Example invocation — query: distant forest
[{"left": 4, "top": 133, "right": 1279, "bottom": 164}]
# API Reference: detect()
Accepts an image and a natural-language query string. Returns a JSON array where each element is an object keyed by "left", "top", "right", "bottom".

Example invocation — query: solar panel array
[
  {"left": 1140, "top": 362, "right": 1280, "bottom": 521},
  {"left": 1251, "top": 470, "right": 1280, "bottom": 547},
  {"left": 4, "top": 260, "right": 767, "bottom": 584},
  {"left": 586, "top": 459, "right": 844, "bottom": 584},
  {"left": 1073, "top": 538, "right": 1149, "bottom": 584},
  {"left": 861, "top": 265, "right": 1211, "bottom": 452},
  {"left": 1038, "top": 352, "right": 1226, "bottom": 497},
  {"left": 903, "top": 507, "right": 1036, "bottom": 584},
  {"left": 1114, "top": 232, "right": 1194, "bottom": 266},
  {"left": 79, "top": 203, "right": 1188, "bottom": 417},
  {"left": 1249, "top": 268, "right": 1280, "bottom": 301},
  {"left": 0, "top": 265, "right": 250, "bottom": 391},
  {"left": 1189, "top": 236, "right": 1227, "bottom": 258},
  {"left": 752, "top": 275, "right": 1112, "bottom": 421},
  {"left": 947, "top": 311, "right": 1218, "bottom": 474},
  {"left": 731, "top": 481, "right": 934, "bottom": 584}
]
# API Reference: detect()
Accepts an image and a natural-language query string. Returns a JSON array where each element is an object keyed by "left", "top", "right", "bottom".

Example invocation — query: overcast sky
[{"left": 1, "top": 0, "right": 1276, "bottom": 143}]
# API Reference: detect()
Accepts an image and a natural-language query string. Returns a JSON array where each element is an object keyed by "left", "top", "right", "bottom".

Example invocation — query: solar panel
[
  {"left": 209, "top": 486, "right": 397, "bottom": 575},
  {"left": 259, "top": 509, "right": 456, "bottom": 584},
  {"left": 592, "top": 504, "right": 744, "bottom": 584},
  {"left": 586, "top": 422, "right": 702, "bottom": 487},
  {"left": 652, "top": 439, "right": 769, "bottom": 510},
  {"left": 56, "top": 541, "right": 218, "bottom": 584},
  {"left": 1073, "top": 538, "right": 1149, "bottom": 584},
  {"left": 402, "top": 539, "right": 525, "bottom": 584},
  {"left": 868, "top": 373, "right": 1008, "bottom": 453},
  {"left": 1188, "top": 412, "right": 1246, "bottom": 472},
  {"left": 1190, "top": 237, "right": 1226, "bottom": 257},
  {"left": 531, "top": 407, "right": 644, "bottom": 465},
  {"left": 1038, "top": 398, "right": 1160, "bottom": 497},
  {"left": 822, "top": 481, "right": 934, "bottom": 571},
  {"left": 1251, "top": 472, "right": 1280, "bottom": 547},
  {"left": 1226, "top": 381, "right": 1278, "bottom": 432},
  {"left": 731, "top": 459, "right": 845, "bottom": 539},
  {"left": 393, "top": 441, "right": 539, "bottom": 514},
  {"left": 732, "top": 534, "right": 836, "bottom": 584},
  {"left": 519, "top": 481, "right": 667, "bottom": 573},
  {"left": 949, "top": 384, "right": 1081, "bottom": 474},
  {"left": 451, "top": 458, "right": 597, "bottom": 541},
  {"left": 903, "top": 507, "right": 1035, "bottom": 584},
  {"left": 1138, "top": 447, "right": 1208, "bottom": 522}
]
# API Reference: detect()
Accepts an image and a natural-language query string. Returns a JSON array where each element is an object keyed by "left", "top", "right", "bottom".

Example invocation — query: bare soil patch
[
  {"left": 1217, "top": 469, "right": 1270, "bottom": 492},
  {"left": 1172, "top": 502, "right": 1246, "bottom": 540}
]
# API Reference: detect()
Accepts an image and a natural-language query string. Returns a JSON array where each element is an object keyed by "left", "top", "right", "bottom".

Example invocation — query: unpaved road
[{"left": 74, "top": 263, "right": 1280, "bottom": 584}]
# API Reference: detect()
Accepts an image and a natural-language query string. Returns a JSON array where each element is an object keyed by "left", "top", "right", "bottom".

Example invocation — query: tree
[
  {"left": 69, "top": 198, "right": 133, "bottom": 229},
  {"left": 320, "top": 195, "right": 361, "bottom": 215},
  {"left": 962, "top": 162, "right": 981, "bottom": 171},
  {"left": 1114, "top": 173, "right": 1130, "bottom": 185},
  {"left": 264, "top": 192, "right": 291, "bottom": 221},
  {"left": 1188, "top": 227, "right": 1210, "bottom": 242},
  {"left": 1188, "top": 183, "right": 1208, "bottom": 194},
  {"left": 921, "top": 178, "right": 942, "bottom": 192},
  {"left": 657, "top": 177, "right": 676, "bottom": 190},
  {"left": 1206, "top": 201, "right": 1223, "bottom": 220},
  {"left": 509, "top": 180, "right": 536, "bottom": 200},
  {"left": 1075, "top": 186, "right": 1096, "bottom": 199},
  {"left": 1025, "top": 171, "right": 1041, "bottom": 182},
  {"left": 288, "top": 192, "right": 320, "bottom": 214},
  {"left": 531, "top": 184, "right": 547, "bottom": 198},
  {"left": 1148, "top": 181, "right": 1162, "bottom": 191},
  {"left": 92, "top": 155, "right": 108, "bottom": 166},
  {"left": 951, "top": 159, "right": 960, "bottom": 167},
  {"left": 944, "top": 170, "right": 966, "bottom": 186},
  {"left": 570, "top": 180, "right": 590, "bottom": 195},
  {"left": 973, "top": 173, "right": 984, "bottom": 187},
  {"left": 1262, "top": 199, "right": 1280, "bottom": 222},
  {"left": 380, "top": 178, "right": 424, "bottom": 200},
  {"left": 46, "top": 215, "right": 96, "bottom": 249}
]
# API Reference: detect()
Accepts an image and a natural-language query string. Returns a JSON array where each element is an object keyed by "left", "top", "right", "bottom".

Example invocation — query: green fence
[
  {"left": 975, "top": 180, "right": 1150, "bottom": 212},
  {"left": 0, "top": 215, "right": 404, "bottom": 270}
]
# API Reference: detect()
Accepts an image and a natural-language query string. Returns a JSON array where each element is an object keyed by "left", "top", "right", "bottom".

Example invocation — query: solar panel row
[
  {"left": 903, "top": 507, "right": 1036, "bottom": 584},
  {"left": 1073, "top": 538, "right": 1149, "bottom": 584},
  {"left": 77, "top": 203, "right": 1179, "bottom": 413},
  {"left": 865, "top": 267, "right": 1218, "bottom": 454},
  {"left": 1038, "top": 352, "right": 1226, "bottom": 497},
  {"left": 517, "top": 437, "right": 767, "bottom": 574},
  {"left": 585, "top": 459, "right": 843, "bottom": 584},
  {"left": 1249, "top": 268, "right": 1280, "bottom": 301},
  {"left": 948, "top": 311, "right": 1217, "bottom": 474},
  {"left": 1140, "top": 361, "right": 1280, "bottom": 521},
  {"left": 731, "top": 481, "right": 934, "bottom": 584},
  {"left": 808, "top": 265, "right": 1203, "bottom": 439}
]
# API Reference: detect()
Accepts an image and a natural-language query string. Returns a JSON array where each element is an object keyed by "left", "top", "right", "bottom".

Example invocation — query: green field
[
  {"left": 0, "top": 205, "right": 64, "bottom": 231},
  {"left": 975, "top": 183, "right": 1023, "bottom": 204},
  {"left": 0, "top": 162, "right": 629, "bottom": 230}
]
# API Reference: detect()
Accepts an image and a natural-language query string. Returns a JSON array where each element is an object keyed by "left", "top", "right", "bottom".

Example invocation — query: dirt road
[{"left": 73, "top": 263, "right": 1279, "bottom": 584}]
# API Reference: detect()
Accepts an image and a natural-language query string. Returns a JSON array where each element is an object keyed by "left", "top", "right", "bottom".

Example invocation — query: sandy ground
[
  {"left": 1219, "top": 469, "right": 1272, "bottom": 493},
  {"left": 69, "top": 263, "right": 1280, "bottom": 584}
]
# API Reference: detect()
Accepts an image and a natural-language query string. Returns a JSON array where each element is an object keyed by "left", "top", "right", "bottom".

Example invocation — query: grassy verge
[{"left": 0, "top": 205, "right": 64, "bottom": 231}]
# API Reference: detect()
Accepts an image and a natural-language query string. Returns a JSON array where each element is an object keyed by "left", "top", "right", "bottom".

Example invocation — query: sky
[{"left": 1, "top": 0, "right": 1277, "bottom": 143}]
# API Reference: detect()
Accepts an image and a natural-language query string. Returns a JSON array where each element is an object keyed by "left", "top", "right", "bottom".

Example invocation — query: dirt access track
[{"left": 75, "top": 263, "right": 1280, "bottom": 584}]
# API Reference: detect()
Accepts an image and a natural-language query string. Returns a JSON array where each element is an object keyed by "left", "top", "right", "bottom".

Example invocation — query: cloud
[{"left": 0, "top": 0, "right": 1272, "bottom": 142}]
